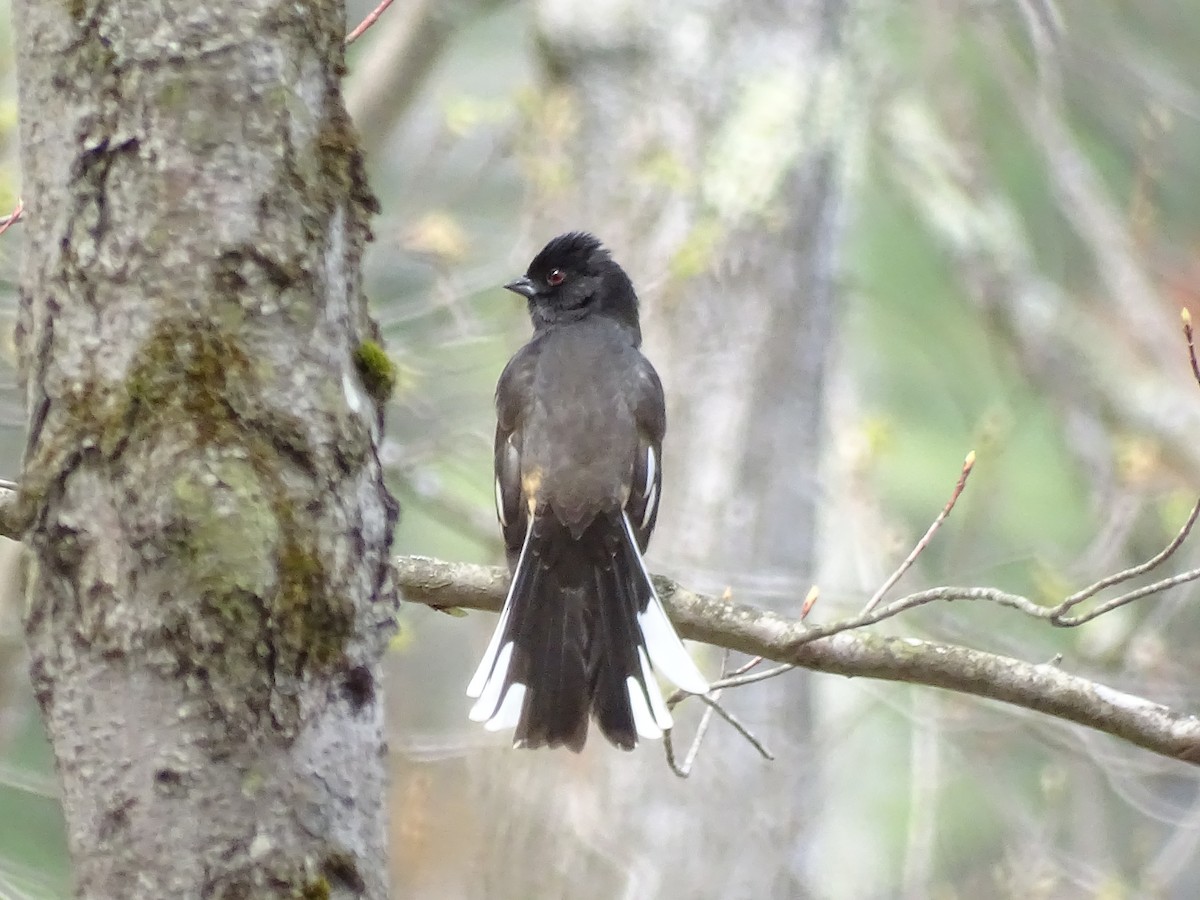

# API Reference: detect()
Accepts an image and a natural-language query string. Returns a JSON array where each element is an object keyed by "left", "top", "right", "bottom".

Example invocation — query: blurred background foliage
[{"left": 1, "top": 0, "right": 1200, "bottom": 897}]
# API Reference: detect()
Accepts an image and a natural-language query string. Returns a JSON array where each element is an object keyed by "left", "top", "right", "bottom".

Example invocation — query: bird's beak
[{"left": 504, "top": 276, "right": 537, "bottom": 299}]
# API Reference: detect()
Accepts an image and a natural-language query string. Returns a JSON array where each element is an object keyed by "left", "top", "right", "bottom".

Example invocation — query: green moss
[
  {"left": 208, "top": 856, "right": 338, "bottom": 900},
  {"left": 21, "top": 313, "right": 364, "bottom": 738},
  {"left": 276, "top": 536, "right": 350, "bottom": 670},
  {"left": 67, "top": 0, "right": 87, "bottom": 23},
  {"left": 124, "top": 318, "right": 352, "bottom": 676},
  {"left": 321, "top": 851, "right": 365, "bottom": 893},
  {"left": 315, "top": 104, "right": 380, "bottom": 217},
  {"left": 298, "top": 878, "right": 330, "bottom": 900},
  {"left": 353, "top": 340, "right": 396, "bottom": 403},
  {"left": 19, "top": 378, "right": 114, "bottom": 527},
  {"left": 126, "top": 320, "right": 252, "bottom": 445},
  {"left": 171, "top": 459, "right": 279, "bottom": 597}
]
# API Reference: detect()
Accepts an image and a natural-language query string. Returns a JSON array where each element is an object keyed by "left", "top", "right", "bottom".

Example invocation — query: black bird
[{"left": 467, "top": 232, "right": 709, "bottom": 751}]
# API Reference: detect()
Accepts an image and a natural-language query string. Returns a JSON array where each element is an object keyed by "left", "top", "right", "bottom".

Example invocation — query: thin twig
[
  {"left": 346, "top": 0, "right": 396, "bottom": 44},
  {"left": 1053, "top": 497, "right": 1200, "bottom": 618},
  {"left": 0, "top": 198, "right": 24, "bottom": 237},
  {"left": 672, "top": 485, "right": 1198, "bottom": 764},
  {"left": 666, "top": 601, "right": 801, "bottom": 770},
  {"left": 662, "top": 723, "right": 681, "bottom": 773},
  {"left": 666, "top": 698, "right": 719, "bottom": 778},
  {"left": 665, "top": 648, "right": 776, "bottom": 775},
  {"left": 708, "top": 663, "right": 795, "bottom": 692},
  {"left": 862, "top": 451, "right": 976, "bottom": 614},
  {"left": 695, "top": 694, "right": 774, "bottom": 761},
  {"left": 1184, "top": 308, "right": 1200, "bottom": 388},
  {"left": 666, "top": 648, "right": 731, "bottom": 777},
  {"left": 1055, "top": 567, "right": 1200, "bottom": 627},
  {"left": 742, "top": 495, "right": 1200, "bottom": 646},
  {"left": 729, "top": 654, "right": 766, "bottom": 678}
]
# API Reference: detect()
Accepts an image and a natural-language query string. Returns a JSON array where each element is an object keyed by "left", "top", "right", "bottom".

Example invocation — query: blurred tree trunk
[
  {"left": 14, "top": 1, "right": 398, "bottom": 896},
  {"left": 396, "top": 2, "right": 850, "bottom": 897}
]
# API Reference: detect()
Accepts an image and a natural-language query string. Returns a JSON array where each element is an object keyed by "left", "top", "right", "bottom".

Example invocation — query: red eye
[{"left": 547, "top": 269, "right": 565, "bottom": 286}]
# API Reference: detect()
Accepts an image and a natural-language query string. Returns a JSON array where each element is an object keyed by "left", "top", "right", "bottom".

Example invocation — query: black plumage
[{"left": 467, "top": 232, "right": 709, "bottom": 751}]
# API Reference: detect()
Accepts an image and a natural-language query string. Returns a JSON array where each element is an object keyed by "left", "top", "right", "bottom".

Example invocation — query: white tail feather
[
  {"left": 494, "top": 477, "right": 507, "bottom": 527},
  {"left": 468, "top": 512, "right": 706, "bottom": 746},
  {"left": 622, "top": 512, "right": 710, "bottom": 697},
  {"left": 466, "top": 520, "right": 533, "bottom": 699},
  {"left": 626, "top": 676, "right": 663, "bottom": 740},
  {"left": 640, "top": 482, "right": 658, "bottom": 530},
  {"left": 644, "top": 445, "right": 657, "bottom": 497},
  {"left": 638, "top": 646, "right": 674, "bottom": 730},
  {"left": 469, "top": 641, "right": 515, "bottom": 722},
  {"left": 484, "top": 682, "right": 527, "bottom": 731}
]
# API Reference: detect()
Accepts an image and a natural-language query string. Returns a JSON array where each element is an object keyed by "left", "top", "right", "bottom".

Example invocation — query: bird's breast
[{"left": 520, "top": 323, "right": 640, "bottom": 530}]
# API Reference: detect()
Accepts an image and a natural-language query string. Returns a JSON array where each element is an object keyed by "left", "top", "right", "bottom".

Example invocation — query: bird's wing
[
  {"left": 624, "top": 355, "right": 666, "bottom": 554},
  {"left": 494, "top": 342, "right": 539, "bottom": 563}
]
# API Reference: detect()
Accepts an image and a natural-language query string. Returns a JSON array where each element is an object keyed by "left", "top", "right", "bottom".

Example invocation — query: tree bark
[{"left": 14, "top": 2, "right": 397, "bottom": 896}]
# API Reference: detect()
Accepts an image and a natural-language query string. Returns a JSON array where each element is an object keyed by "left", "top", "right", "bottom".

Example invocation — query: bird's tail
[{"left": 467, "top": 509, "right": 708, "bottom": 751}]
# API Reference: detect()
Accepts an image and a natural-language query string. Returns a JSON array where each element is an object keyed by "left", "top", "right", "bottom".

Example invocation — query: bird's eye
[{"left": 547, "top": 269, "right": 565, "bottom": 286}]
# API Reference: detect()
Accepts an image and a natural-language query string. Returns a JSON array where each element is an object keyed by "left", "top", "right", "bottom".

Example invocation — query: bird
[{"left": 466, "top": 232, "right": 709, "bottom": 751}]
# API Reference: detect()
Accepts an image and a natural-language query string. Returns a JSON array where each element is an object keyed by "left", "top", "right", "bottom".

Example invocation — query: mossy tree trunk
[{"left": 14, "top": 1, "right": 398, "bottom": 896}]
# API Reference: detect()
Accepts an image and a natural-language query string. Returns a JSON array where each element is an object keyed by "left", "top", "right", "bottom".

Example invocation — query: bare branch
[
  {"left": 694, "top": 692, "right": 775, "bottom": 762},
  {"left": 810, "top": 494, "right": 1200, "bottom": 637},
  {"left": 1184, "top": 308, "right": 1200, "bottom": 389},
  {"left": 708, "top": 663, "right": 795, "bottom": 692},
  {"left": 395, "top": 555, "right": 1200, "bottom": 765},
  {"left": 665, "top": 697, "right": 718, "bottom": 778},
  {"left": 664, "top": 649, "right": 729, "bottom": 778},
  {"left": 346, "top": 0, "right": 397, "bottom": 44},
  {"left": 1053, "top": 497, "right": 1200, "bottom": 620},
  {"left": 1055, "top": 566, "right": 1200, "bottom": 627},
  {"left": 0, "top": 197, "right": 23, "bottom": 236},
  {"left": 663, "top": 650, "right": 775, "bottom": 777}
]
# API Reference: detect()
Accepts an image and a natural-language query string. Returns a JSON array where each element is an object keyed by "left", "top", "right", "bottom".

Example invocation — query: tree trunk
[
  {"left": 407, "top": 2, "right": 850, "bottom": 897},
  {"left": 14, "top": 2, "right": 398, "bottom": 896}
]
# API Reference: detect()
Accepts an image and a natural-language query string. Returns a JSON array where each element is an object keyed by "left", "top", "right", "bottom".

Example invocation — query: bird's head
[{"left": 505, "top": 232, "right": 640, "bottom": 335}]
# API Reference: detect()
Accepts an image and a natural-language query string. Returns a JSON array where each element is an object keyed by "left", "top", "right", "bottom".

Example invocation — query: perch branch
[
  {"left": 396, "top": 555, "right": 1200, "bottom": 765},
  {"left": 0, "top": 484, "right": 20, "bottom": 541}
]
